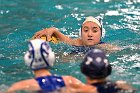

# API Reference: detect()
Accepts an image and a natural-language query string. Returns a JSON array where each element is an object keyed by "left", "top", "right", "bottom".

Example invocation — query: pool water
[{"left": 0, "top": 0, "right": 140, "bottom": 92}]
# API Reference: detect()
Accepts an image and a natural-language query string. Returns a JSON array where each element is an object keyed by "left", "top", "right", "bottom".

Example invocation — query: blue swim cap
[
  {"left": 80, "top": 48, "right": 112, "bottom": 79},
  {"left": 24, "top": 39, "right": 55, "bottom": 70}
]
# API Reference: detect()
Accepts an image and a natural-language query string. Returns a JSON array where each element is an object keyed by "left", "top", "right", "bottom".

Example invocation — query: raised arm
[{"left": 32, "top": 27, "right": 81, "bottom": 46}]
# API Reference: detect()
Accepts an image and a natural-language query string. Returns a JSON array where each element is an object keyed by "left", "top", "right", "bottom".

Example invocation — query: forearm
[
  {"left": 33, "top": 27, "right": 79, "bottom": 45},
  {"left": 53, "top": 28, "right": 71, "bottom": 42},
  {"left": 53, "top": 28, "right": 79, "bottom": 45}
]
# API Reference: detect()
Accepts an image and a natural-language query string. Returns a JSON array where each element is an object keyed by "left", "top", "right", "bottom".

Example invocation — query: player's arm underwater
[
  {"left": 115, "top": 80, "right": 136, "bottom": 92},
  {"left": 95, "top": 43, "right": 122, "bottom": 53}
]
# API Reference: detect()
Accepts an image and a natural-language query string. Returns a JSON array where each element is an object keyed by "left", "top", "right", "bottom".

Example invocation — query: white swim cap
[
  {"left": 82, "top": 16, "right": 101, "bottom": 27},
  {"left": 24, "top": 39, "right": 55, "bottom": 70},
  {"left": 79, "top": 16, "right": 106, "bottom": 38}
]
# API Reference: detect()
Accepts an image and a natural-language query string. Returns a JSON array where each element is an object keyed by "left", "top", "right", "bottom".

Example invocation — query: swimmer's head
[
  {"left": 24, "top": 39, "right": 55, "bottom": 70},
  {"left": 79, "top": 16, "right": 106, "bottom": 38},
  {"left": 80, "top": 48, "right": 112, "bottom": 79}
]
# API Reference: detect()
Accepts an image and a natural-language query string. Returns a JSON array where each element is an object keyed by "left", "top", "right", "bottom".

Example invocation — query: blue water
[{"left": 0, "top": 0, "right": 140, "bottom": 92}]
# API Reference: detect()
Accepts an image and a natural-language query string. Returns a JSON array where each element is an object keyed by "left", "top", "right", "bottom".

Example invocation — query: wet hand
[
  {"left": 32, "top": 27, "right": 57, "bottom": 41},
  {"left": 32, "top": 28, "right": 48, "bottom": 39},
  {"left": 32, "top": 27, "right": 59, "bottom": 44}
]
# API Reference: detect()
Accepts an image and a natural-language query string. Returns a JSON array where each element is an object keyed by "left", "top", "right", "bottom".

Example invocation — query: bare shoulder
[
  {"left": 7, "top": 79, "right": 40, "bottom": 93},
  {"left": 13, "top": 79, "right": 37, "bottom": 85},
  {"left": 62, "top": 76, "right": 97, "bottom": 93},
  {"left": 67, "top": 84, "right": 98, "bottom": 93},
  {"left": 62, "top": 76, "right": 82, "bottom": 83},
  {"left": 62, "top": 76, "right": 83, "bottom": 86}
]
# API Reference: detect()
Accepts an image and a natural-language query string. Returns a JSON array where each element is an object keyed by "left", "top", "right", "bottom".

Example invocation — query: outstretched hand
[
  {"left": 32, "top": 27, "right": 58, "bottom": 42},
  {"left": 32, "top": 29, "right": 47, "bottom": 39}
]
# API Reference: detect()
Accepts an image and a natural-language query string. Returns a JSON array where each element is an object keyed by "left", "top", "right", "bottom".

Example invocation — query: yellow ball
[{"left": 40, "top": 35, "right": 58, "bottom": 44}]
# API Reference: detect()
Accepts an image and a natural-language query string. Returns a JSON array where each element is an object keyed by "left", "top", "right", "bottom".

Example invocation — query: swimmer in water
[
  {"left": 32, "top": 16, "right": 121, "bottom": 52},
  {"left": 70, "top": 48, "right": 136, "bottom": 93},
  {"left": 7, "top": 39, "right": 93, "bottom": 93}
]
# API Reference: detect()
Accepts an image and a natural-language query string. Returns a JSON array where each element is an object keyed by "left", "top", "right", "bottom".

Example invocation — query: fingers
[
  {"left": 33, "top": 30, "right": 52, "bottom": 42},
  {"left": 37, "top": 29, "right": 47, "bottom": 38},
  {"left": 33, "top": 34, "right": 40, "bottom": 39},
  {"left": 32, "top": 27, "right": 58, "bottom": 43},
  {"left": 32, "top": 31, "right": 41, "bottom": 39},
  {"left": 40, "top": 36, "right": 47, "bottom": 41},
  {"left": 32, "top": 33, "right": 39, "bottom": 39},
  {"left": 32, "top": 29, "right": 47, "bottom": 39},
  {"left": 47, "top": 34, "right": 52, "bottom": 42}
]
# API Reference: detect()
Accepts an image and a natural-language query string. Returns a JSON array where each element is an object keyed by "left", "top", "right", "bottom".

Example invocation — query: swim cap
[
  {"left": 79, "top": 16, "right": 106, "bottom": 38},
  {"left": 80, "top": 48, "right": 112, "bottom": 79},
  {"left": 82, "top": 16, "right": 101, "bottom": 27},
  {"left": 24, "top": 39, "right": 55, "bottom": 70}
]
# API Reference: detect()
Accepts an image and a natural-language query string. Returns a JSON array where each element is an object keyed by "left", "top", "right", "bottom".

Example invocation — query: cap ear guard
[
  {"left": 24, "top": 39, "right": 55, "bottom": 70},
  {"left": 24, "top": 51, "right": 34, "bottom": 67},
  {"left": 24, "top": 42, "right": 35, "bottom": 67},
  {"left": 47, "top": 49, "right": 55, "bottom": 67},
  {"left": 95, "top": 16, "right": 106, "bottom": 38},
  {"left": 79, "top": 27, "right": 82, "bottom": 38},
  {"left": 101, "top": 28, "right": 106, "bottom": 38},
  {"left": 40, "top": 42, "right": 55, "bottom": 67}
]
